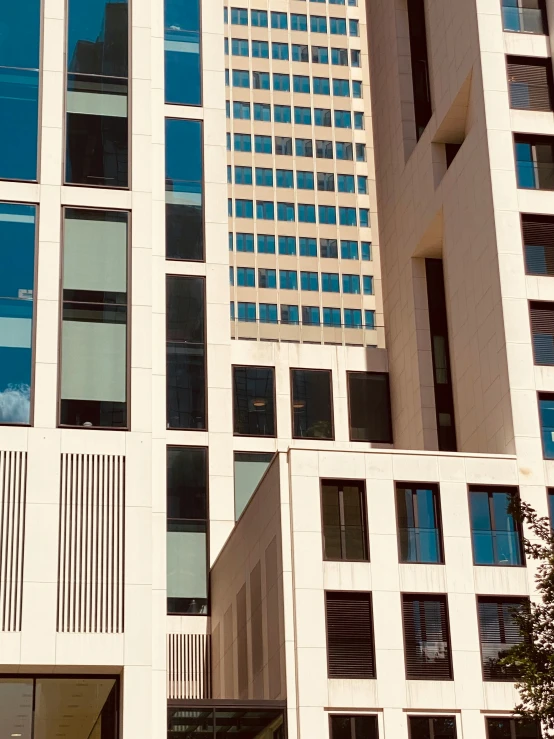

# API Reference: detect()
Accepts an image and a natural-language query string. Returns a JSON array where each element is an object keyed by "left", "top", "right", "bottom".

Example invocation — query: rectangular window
[
  {"left": 281, "top": 304, "right": 299, "bottom": 324},
  {"left": 396, "top": 484, "right": 443, "bottom": 563},
  {"left": 322, "top": 273, "right": 339, "bottom": 292},
  {"left": 338, "top": 174, "right": 355, "bottom": 192},
  {"left": 301, "top": 271, "right": 319, "bottom": 290},
  {"left": 300, "top": 237, "right": 317, "bottom": 256},
  {"left": 486, "top": 718, "right": 541, "bottom": 739},
  {"left": 407, "top": 0, "right": 432, "bottom": 140},
  {"left": 344, "top": 308, "right": 362, "bottom": 327},
  {"left": 234, "top": 451, "right": 274, "bottom": 520},
  {"left": 358, "top": 174, "right": 368, "bottom": 193},
  {"left": 530, "top": 301, "right": 554, "bottom": 363},
  {"left": 296, "top": 138, "right": 314, "bottom": 157},
  {"left": 331, "top": 47, "right": 348, "bottom": 65},
  {"left": 271, "top": 10, "right": 288, "bottom": 28},
  {"left": 502, "top": 0, "right": 547, "bottom": 34},
  {"left": 291, "top": 369, "right": 333, "bottom": 438},
  {"left": 258, "top": 234, "right": 275, "bottom": 253},
  {"left": 311, "top": 15, "right": 328, "bottom": 32},
  {"left": 234, "top": 132, "right": 252, "bottom": 152},
  {"left": 321, "top": 480, "right": 368, "bottom": 561},
  {"left": 297, "top": 171, "right": 315, "bottom": 190},
  {"left": 231, "top": 7, "right": 248, "bottom": 24},
  {"left": 409, "top": 717, "right": 457, "bottom": 739},
  {"left": 233, "top": 366, "right": 275, "bottom": 436},
  {"left": 522, "top": 214, "right": 554, "bottom": 275},
  {"left": 540, "top": 392, "right": 554, "bottom": 458},
  {"left": 318, "top": 172, "right": 335, "bottom": 191},
  {"left": 323, "top": 307, "right": 341, "bottom": 327},
  {"left": 259, "top": 303, "right": 278, "bottom": 323},
  {"left": 339, "top": 207, "right": 357, "bottom": 226},
  {"left": 336, "top": 142, "right": 353, "bottom": 160},
  {"left": 276, "top": 169, "right": 294, "bottom": 188},
  {"left": 508, "top": 56, "right": 552, "bottom": 111},
  {"left": 330, "top": 716, "right": 379, "bottom": 739},
  {"left": 1, "top": 2, "right": 40, "bottom": 180},
  {"left": 365, "top": 310, "right": 376, "bottom": 329},
  {"left": 255, "top": 135, "right": 272, "bottom": 154},
  {"left": 229, "top": 266, "right": 234, "bottom": 286},
  {"left": 356, "top": 143, "right": 366, "bottom": 161},
  {"left": 342, "top": 274, "right": 360, "bottom": 293},
  {"left": 258, "top": 268, "right": 276, "bottom": 289},
  {"left": 166, "top": 276, "right": 206, "bottom": 430},
  {"left": 235, "top": 165, "right": 253, "bottom": 185},
  {"left": 302, "top": 305, "right": 320, "bottom": 326},
  {"left": 279, "top": 202, "right": 296, "bottom": 221},
  {"left": 313, "top": 77, "right": 331, "bottom": 95},
  {"left": 236, "top": 233, "right": 254, "bottom": 252},
  {"left": 237, "top": 267, "right": 255, "bottom": 287},
  {"left": 330, "top": 17, "right": 347, "bottom": 34},
  {"left": 295, "top": 106, "right": 312, "bottom": 125},
  {"left": 251, "top": 40, "right": 269, "bottom": 58},
  {"left": 363, "top": 275, "right": 374, "bottom": 295},
  {"left": 469, "top": 487, "right": 524, "bottom": 566},
  {"left": 312, "top": 46, "right": 329, "bottom": 64},
  {"left": 231, "top": 37, "right": 249, "bottom": 56},
  {"left": 272, "top": 42, "right": 289, "bottom": 60},
  {"left": 255, "top": 167, "right": 273, "bottom": 187},
  {"left": 326, "top": 592, "right": 376, "bottom": 678},
  {"left": 514, "top": 135, "right": 554, "bottom": 189},
  {"left": 353, "top": 82, "right": 362, "bottom": 101},
  {"left": 275, "top": 136, "right": 293, "bottom": 156},
  {"left": 293, "top": 75, "right": 311, "bottom": 94},
  {"left": 235, "top": 199, "right": 254, "bottom": 218},
  {"left": 349, "top": 19, "right": 359, "bottom": 35},
  {"left": 402, "top": 594, "right": 453, "bottom": 680},
  {"left": 321, "top": 239, "right": 338, "bottom": 258},
  {"left": 291, "top": 13, "right": 308, "bottom": 30},
  {"left": 232, "top": 69, "right": 250, "bottom": 87},
  {"left": 316, "top": 140, "right": 334, "bottom": 158},
  {"left": 347, "top": 372, "right": 392, "bottom": 442},
  {"left": 66, "top": 0, "right": 128, "bottom": 187},
  {"left": 274, "top": 105, "right": 291, "bottom": 123},
  {"left": 279, "top": 236, "right": 297, "bottom": 255},
  {"left": 280, "top": 270, "right": 298, "bottom": 290},
  {"left": 333, "top": 78, "right": 350, "bottom": 96},
  {"left": 0, "top": 203, "right": 35, "bottom": 424},
  {"left": 256, "top": 201, "right": 275, "bottom": 220},
  {"left": 253, "top": 71, "right": 270, "bottom": 89},
  {"left": 167, "top": 446, "right": 208, "bottom": 615},
  {"left": 315, "top": 108, "right": 332, "bottom": 126},
  {"left": 238, "top": 302, "right": 256, "bottom": 322},
  {"left": 60, "top": 208, "right": 128, "bottom": 428},
  {"left": 230, "top": 302, "right": 235, "bottom": 319},
  {"left": 319, "top": 205, "right": 336, "bottom": 225},
  {"left": 273, "top": 73, "right": 290, "bottom": 92},
  {"left": 341, "top": 240, "right": 358, "bottom": 259},
  {"left": 250, "top": 9, "right": 268, "bottom": 26},
  {"left": 292, "top": 44, "right": 310, "bottom": 62},
  {"left": 362, "top": 242, "right": 372, "bottom": 261},
  {"left": 478, "top": 597, "right": 527, "bottom": 681},
  {"left": 254, "top": 102, "right": 271, "bottom": 121},
  {"left": 351, "top": 49, "right": 361, "bottom": 66}
]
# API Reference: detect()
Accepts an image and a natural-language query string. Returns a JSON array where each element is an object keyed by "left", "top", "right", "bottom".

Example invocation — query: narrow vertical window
[
  {"left": 407, "top": 0, "right": 432, "bottom": 140},
  {"left": 167, "top": 446, "right": 208, "bottom": 614},
  {"left": 396, "top": 484, "right": 443, "bottom": 563},
  {"left": 321, "top": 480, "right": 368, "bottom": 561},
  {"left": 166, "top": 119, "right": 204, "bottom": 261},
  {"left": 539, "top": 392, "right": 554, "bottom": 458},
  {"left": 291, "top": 369, "right": 334, "bottom": 439},
  {"left": 469, "top": 487, "right": 524, "bottom": 566},
  {"left": 0, "top": 203, "right": 36, "bottom": 424},
  {"left": 402, "top": 594, "right": 453, "bottom": 680},
  {"left": 66, "top": 0, "right": 129, "bottom": 187},
  {"left": 326, "top": 592, "right": 376, "bottom": 678},
  {"left": 166, "top": 275, "right": 206, "bottom": 430},
  {"left": 60, "top": 209, "right": 128, "bottom": 428},
  {"left": 165, "top": 0, "right": 201, "bottom": 105},
  {"left": 0, "top": 4, "right": 41, "bottom": 181}
]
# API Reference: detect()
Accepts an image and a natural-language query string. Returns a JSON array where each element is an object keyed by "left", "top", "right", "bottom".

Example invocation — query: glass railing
[
  {"left": 502, "top": 6, "right": 546, "bottom": 34},
  {"left": 516, "top": 161, "right": 554, "bottom": 191},
  {"left": 472, "top": 530, "right": 523, "bottom": 566},
  {"left": 399, "top": 527, "right": 442, "bottom": 563}
]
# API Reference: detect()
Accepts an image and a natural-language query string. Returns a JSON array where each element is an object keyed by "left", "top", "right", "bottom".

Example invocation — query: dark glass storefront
[{"left": 168, "top": 702, "right": 285, "bottom": 738}]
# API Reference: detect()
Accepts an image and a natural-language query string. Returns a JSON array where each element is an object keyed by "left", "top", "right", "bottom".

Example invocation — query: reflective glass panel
[
  {"left": 165, "top": 0, "right": 201, "bottom": 105},
  {"left": 233, "top": 366, "right": 275, "bottom": 436},
  {"left": 291, "top": 369, "right": 333, "bottom": 439}
]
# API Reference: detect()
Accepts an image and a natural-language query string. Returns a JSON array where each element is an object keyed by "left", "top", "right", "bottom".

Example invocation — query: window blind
[
  {"left": 478, "top": 597, "right": 526, "bottom": 681},
  {"left": 402, "top": 595, "right": 453, "bottom": 680},
  {"left": 326, "top": 592, "right": 375, "bottom": 679}
]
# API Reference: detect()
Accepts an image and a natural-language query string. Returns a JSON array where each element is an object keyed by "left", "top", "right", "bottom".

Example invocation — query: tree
[{"left": 502, "top": 499, "right": 554, "bottom": 736}]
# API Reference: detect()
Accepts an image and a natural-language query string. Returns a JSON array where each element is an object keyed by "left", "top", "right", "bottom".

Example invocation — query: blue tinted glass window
[
  {"left": 279, "top": 236, "right": 296, "bottom": 255},
  {"left": 540, "top": 393, "right": 554, "bottom": 458},
  {"left": 291, "top": 14, "right": 307, "bottom": 30},
  {"left": 273, "top": 73, "right": 290, "bottom": 92},
  {"left": 230, "top": 302, "right": 235, "bottom": 319},
  {"left": 233, "top": 70, "right": 250, "bottom": 87},
  {"left": 272, "top": 42, "right": 289, "bottom": 60},
  {"left": 238, "top": 302, "right": 256, "bottom": 321},
  {"left": 259, "top": 303, "right": 278, "bottom": 323},
  {"left": 299, "top": 238, "right": 317, "bottom": 257},
  {"left": 322, "top": 273, "right": 339, "bottom": 292},
  {"left": 229, "top": 267, "right": 234, "bottom": 285},
  {"left": 0, "top": 203, "right": 35, "bottom": 424},
  {"left": 227, "top": 165, "right": 231, "bottom": 183},
  {"left": 343, "top": 274, "right": 360, "bottom": 293},
  {"left": 256, "top": 201, "right": 275, "bottom": 220},
  {"left": 363, "top": 276, "right": 374, "bottom": 295},
  {"left": 336, "top": 142, "right": 353, "bottom": 160},
  {"left": 297, "top": 171, "right": 314, "bottom": 190},
  {"left": 229, "top": 233, "right": 233, "bottom": 251},
  {"left": 318, "top": 206, "right": 336, "bottom": 225},
  {"left": 234, "top": 133, "right": 252, "bottom": 152},
  {"left": 281, "top": 305, "right": 299, "bottom": 324},
  {"left": 349, "top": 19, "right": 359, "bottom": 35},
  {"left": 470, "top": 489, "right": 523, "bottom": 566},
  {"left": 278, "top": 202, "right": 295, "bottom": 222},
  {"left": 225, "top": 99, "right": 230, "bottom": 117},
  {"left": 323, "top": 307, "right": 341, "bottom": 327},
  {"left": 0, "top": 69, "right": 39, "bottom": 181},
  {"left": 252, "top": 40, "right": 269, "bottom": 58},
  {"left": 351, "top": 49, "right": 361, "bottom": 66},
  {"left": 235, "top": 166, "right": 253, "bottom": 184},
  {"left": 224, "top": 38, "right": 229, "bottom": 55},
  {"left": 271, "top": 11, "right": 288, "bottom": 28},
  {"left": 354, "top": 112, "right": 364, "bottom": 130},
  {"left": 352, "top": 80, "right": 362, "bottom": 98},
  {"left": 280, "top": 271, "right": 298, "bottom": 290},
  {"left": 235, "top": 200, "right": 254, "bottom": 218},
  {"left": 165, "top": 119, "right": 203, "bottom": 260},
  {"left": 254, "top": 103, "right": 271, "bottom": 121},
  {"left": 302, "top": 306, "right": 320, "bottom": 326},
  {"left": 253, "top": 71, "right": 270, "bottom": 89},
  {"left": 231, "top": 8, "right": 248, "bottom": 24},
  {"left": 294, "top": 75, "right": 310, "bottom": 93},
  {"left": 255, "top": 135, "right": 272, "bottom": 154},
  {"left": 258, "top": 235, "right": 275, "bottom": 253},
  {"left": 233, "top": 101, "right": 251, "bottom": 119},
  {"left": 344, "top": 308, "right": 362, "bottom": 327},
  {"left": 337, "top": 174, "right": 355, "bottom": 192},
  {"left": 298, "top": 204, "right": 316, "bottom": 223},
  {"left": 311, "top": 15, "right": 327, "bottom": 32},
  {"left": 274, "top": 105, "right": 291, "bottom": 123},
  {"left": 359, "top": 209, "right": 370, "bottom": 228},
  {"left": 312, "top": 46, "right": 329, "bottom": 64},
  {"left": 256, "top": 168, "right": 273, "bottom": 187},
  {"left": 334, "top": 110, "right": 352, "bottom": 128},
  {"left": 165, "top": 0, "right": 201, "bottom": 104},
  {"left": 236, "top": 233, "right": 254, "bottom": 252},
  {"left": 295, "top": 139, "right": 313, "bottom": 157},
  {"left": 331, "top": 47, "right": 348, "bottom": 65},
  {"left": 292, "top": 44, "right": 310, "bottom": 62},
  {"left": 231, "top": 38, "right": 249, "bottom": 56},
  {"left": 314, "top": 108, "right": 331, "bottom": 126},
  {"left": 225, "top": 68, "right": 229, "bottom": 85},
  {"left": 228, "top": 198, "right": 232, "bottom": 216},
  {"left": 313, "top": 77, "right": 330, "bottom": 95},
  {"left": 295, "top": 107, "right": 312, "bottom": 125},
  {"left": 358, "top": 175, "right": 367, "bottom": 193},
  {"left": 341, "top": 240, "right": 358, "bottom": 259},
  {"left": 330, "top": 17, "right": 347, "bottom": 34},
  {"left": 301, "top": 271, "right": 319, "bottom": 290},
  {"left": 1, "top": 4, "right": 41, "bottom": 69},
  {"left": 250, "top": 9, "right": 268, "bottom": 26},
  {"left": 333, "top": 78, "right": 350, "bottom": 96},
  {"left": 365, "top": 310, "right": 375, "bottom": 329},
  {"left": 277, "top": 170, "right": 294, "bottom": 188},
  {"left": 356, "top": 143, "right": 366, "bottom": 162},
  {"left": 237, "top": 267, "right": 255, "bottom": 287},
  {"left": 361, "top": 242, "right": 371, "bottom": 261},
  {"left": 339, "top": 207, "right": 357, "bottom": 226}
]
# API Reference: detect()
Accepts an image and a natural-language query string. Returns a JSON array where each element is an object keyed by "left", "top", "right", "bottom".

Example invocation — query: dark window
[
  {"left": 515, "top": 134, "right": 554, "bottom": 190},
  {"left": 469, "top": 487, "right": 524, "bottom": 566},
  {"left": 0, "top": 203, "right": 35, "bottom": 425},
  {"left": 502, "top": 0, "right": 547, "bottom": 34},
  {"left": 425, "top": 259, "right": 457, "bottom": 451},
  {"left": 166, "top": 275, "right": 206, "bottom": 430},
  {"left": 396, "top": 484, "right": 443, "bottom": 564},
  {"left": 66, "top": 0, "right": 129, "bottom": 187},
  {"left": 165, "top": 0, "right": 201, "bottom": 104},
  {"left": 402, "top": 594, "right": 453, "bottom": 680},
  {"left": 539, "top": 392, "right": 554, "bottom": 458},
  {"left": 347, "top": 372, "right": 393, "bottom": 443},
  {"left": 0, "top": 4, "right": 40, "bottom": 181},
  {"left": 478, "top": 597, "right": 527, "bottom": 681},
  {"left": 320, "top": 238, "right": 338, "bottom": 258},
  {"left": 167, "top": 446, "right": 208, "bottom": 615},
  {"left": 508, "top": 56, "right": 552, "bottom": 111},
  {"left": 168, "top": 708, "right": 285, "bottom": 737},
  {"left": 486, "top": 718, "right": 541, "bottom": 738},
  {"left": 409, "top": 716, "right": 457, "bottom": 739},
  {"left": 165, "top": 119, "right": 203, "bottom": 260},
  {"left": 407, "top": 0, "right": 432, "bottom": 140},
  {"left": 233, "top": 367, "right": 275, "bottom": 435},
  {"left": 60, "top": 208, "right": 128, "bottom": 428},
  {"left": 326, "top": 592, "right": 376, "bottom": 679},
  {"left": 549, "top": 488, "right": 554, "bottom": 526},
  {"left": 321, "top": 480, "right": 368, "bottom": 561},
  {"left": 330, "top": 715, "right": 379, "bottom": 739},
  {"left": 530, "top": 301, "right": 554, "bottom": 364},
  {"left": 318, "top": 172, "right": 335, "bottom": 191},
  {"left": 291, "top": 369, "right": 333, "bottom": 439},
  {"left": 522, "top": 214, "right": 554, "bottom": 275}
]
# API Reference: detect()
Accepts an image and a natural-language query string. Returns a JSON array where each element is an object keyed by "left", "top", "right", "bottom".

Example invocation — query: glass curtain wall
[
  {"left": 167, "top": 446, "right": 208, "bottom": 614},
  {"left": 0, "top": 4, "right": 41, "bottom": 180},
  {"left": 165, "top": 0, "right": 201, "bottom": 104},
  {"left": 60, "top": 208, "right": 128, "bottom": 427},
  {"left": 0, "top": 203, "right": 36, "bottom": 424},
  {"left": 165, "top": 119, "right": 204, "bottom": 260},
  {"left": 65, "top": 0, "right": 129, "bottom": 187},
  {"left": 166, "top": 275, "right": 206, "bottom": 429}
]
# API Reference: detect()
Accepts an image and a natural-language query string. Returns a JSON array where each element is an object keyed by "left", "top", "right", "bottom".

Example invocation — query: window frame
[
  {"left": 394, "top": 482, "right": 445, "bottom": 564},
  {"left": 468, "top": 485, "right": 526, "bottom": 567},
  {"left": 232, "top": 365, "right": 277, "bottom": 438},
  {"left": 329, "top": 714, "right": 380, "bottom": 739},
  {"left": 320, "top": 478, "right": 369, "bottom": 562},
  {"left": 401, "top": 592, "right": 454, "bottom": 681},
  {"left": 290, "top": 367, "right": 335, "bottom": 440},
  {"left": 407, "top": 715, "right": 458, "bottom": 739}
]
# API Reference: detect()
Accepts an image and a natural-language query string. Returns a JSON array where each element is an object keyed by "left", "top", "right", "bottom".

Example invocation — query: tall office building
[{"left": 0, "top": 0, "right": 552, "bottom": 737}]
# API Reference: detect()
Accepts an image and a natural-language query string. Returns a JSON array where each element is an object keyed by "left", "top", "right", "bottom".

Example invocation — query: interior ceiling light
[
  {"left": 252, "top": 398, "right": 266, "bottom": 407},
  {"left": 293, "top": 400, "right": 306, "bottom": 408}
]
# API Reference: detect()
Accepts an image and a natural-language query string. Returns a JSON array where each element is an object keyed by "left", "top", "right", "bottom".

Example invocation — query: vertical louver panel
[
  {"left": 167, "top": 633, "right": 212, "bottom": 699},
  {"left": 57, "top": 454, "right": 125, "bottom": 633},
  {"left": 530, "top": 302, "right": 554, "bottom": 365},
  {"left": 478, "top": 597, "right": 527, "bottom": 681},
  {"left": 508, "top": 57, "right": 552, "bottom": 111},
  {"left": 402, "top": 595, "right": 453, "bottom": 680},
  {"left": 523, "top": 215, "right": 554, "bottom": 275},
  {"left": 0, "top": 451, "right": 26, "bottom": 632},
  {"left": 326, "top": 591, "right": 376, "bottom": 679}
]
